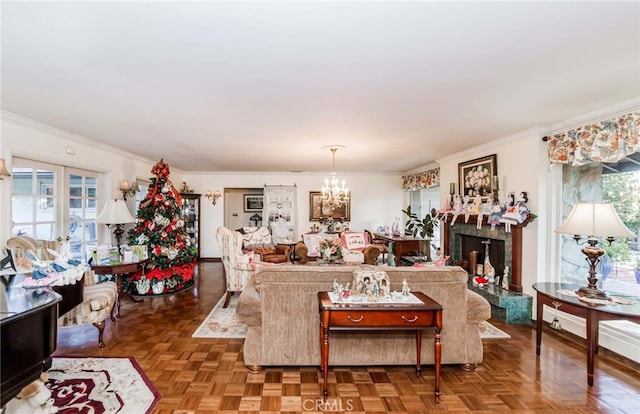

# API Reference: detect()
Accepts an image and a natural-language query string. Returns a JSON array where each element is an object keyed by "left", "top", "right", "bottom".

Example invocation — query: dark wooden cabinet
[
  {"left": 180, "top": 193, "right": 201, "bottom": 259},
  {"left": 373, "top": 233, "right": 421, "bottom": 259}
]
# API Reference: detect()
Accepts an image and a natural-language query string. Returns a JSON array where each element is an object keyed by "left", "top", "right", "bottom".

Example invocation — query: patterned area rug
[
  {"left": 191, "top": 295, "right": 509, "bottom": 340},
  {"left": 47, "top": 356, "right": 160, "bottom": 414},
  {"left": 192, "top": 294, "right": 248, "bottom": 338},
  {"left": 479, "top": 321, "right": 511, "bottom": 339}
]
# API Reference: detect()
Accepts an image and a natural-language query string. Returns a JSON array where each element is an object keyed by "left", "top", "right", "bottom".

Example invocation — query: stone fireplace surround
[
  {"left": 442, "top": 215, "right": 532, "bottom": 324},
  {"left": 442, "top": 215, "right": 524, "bottom": 292}
]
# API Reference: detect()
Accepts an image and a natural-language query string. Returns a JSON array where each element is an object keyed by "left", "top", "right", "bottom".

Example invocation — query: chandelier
[{"left": 321, "top": 146, "right": 350, "bottom": 209}]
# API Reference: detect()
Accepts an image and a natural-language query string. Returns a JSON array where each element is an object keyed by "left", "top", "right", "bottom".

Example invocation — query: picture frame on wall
[
  {"left": 458, "top": 154, "right": 497, "bottom": 199},
  {"left": 243, "top": 194, "right": 264, "bottom": 212},
  {"left": 309, "top": 191, "right": 350, "bottom": 221}
]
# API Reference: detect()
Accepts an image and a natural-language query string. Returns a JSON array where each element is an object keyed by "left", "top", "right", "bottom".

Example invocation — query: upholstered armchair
[
  {"left": 216, "top": 226, "right": 256, "bottom": 308},
  {"left": 5, "top": 236, "right": 117, "bottom": 348},
  {"left": 217, "top": 226, "right": 294, "bottom": 307}
]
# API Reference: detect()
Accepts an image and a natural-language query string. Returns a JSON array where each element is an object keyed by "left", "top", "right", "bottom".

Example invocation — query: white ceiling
[{"left": 2, "top": 1, "right": 639, "bottom": 173}]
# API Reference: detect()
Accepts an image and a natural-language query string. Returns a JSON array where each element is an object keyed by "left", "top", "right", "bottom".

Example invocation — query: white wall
[
  {"left": 0, "top": 112, "right": 404, "bottom": 258},
  {"left": 436, "top": 128, "right": 546, "bottom": 299},
  {"left": 183, "top": 172, "right": 404, "bottom": 258},
  {"left": 434, "top": 99, "right": 640, "bottom": 362},
  {"left": 0, "top": 112, "right": 172, "bottom": 244}
]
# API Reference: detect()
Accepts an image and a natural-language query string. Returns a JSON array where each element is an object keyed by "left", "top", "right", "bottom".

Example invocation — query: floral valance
[
  {"left": 402, "top": 167, "right": 440, "bottom": 191},
  {"left": 544, "top": 112, "right": 640, "bottom": 166}
]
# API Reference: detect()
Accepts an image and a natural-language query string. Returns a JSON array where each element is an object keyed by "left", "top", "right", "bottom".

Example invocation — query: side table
[
  {"left": 91, "top": 260, "right": 147, "bottom": 317},
  {"left": 533, "top": 282, "right": 640, "bottom": 386},
  {"left": 318, "top": 291, "right": 443, "bottom": 403}
]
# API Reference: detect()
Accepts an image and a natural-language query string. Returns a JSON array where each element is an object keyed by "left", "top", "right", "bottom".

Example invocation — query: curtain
[
  {"left": 402, "top": 167, "right": 440, "bottom": 191},
  {"left": 262, "top": 185, "right": 298, "bottom": 244},
  {"left": 545, "top": 112, "right": 640, "bottom": 166}
]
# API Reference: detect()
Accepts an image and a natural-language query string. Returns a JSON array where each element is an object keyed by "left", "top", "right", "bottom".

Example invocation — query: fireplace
[
  {"left": 459, "top": 235, "right": 505, "bottom": 279},
  {"left": 442, "top": 216, "right": 525, "bottom": 292}
]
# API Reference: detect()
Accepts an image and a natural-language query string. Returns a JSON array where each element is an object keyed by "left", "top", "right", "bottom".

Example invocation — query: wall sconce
[
  {"left": 0, "top": 158, "right": 11, "bottom": 180},
  {"left": 120, "top": 180, "right": 139, "bottom": 201},
  {"left": 205, "top": 190, "right": 222, "bottom": 205}
]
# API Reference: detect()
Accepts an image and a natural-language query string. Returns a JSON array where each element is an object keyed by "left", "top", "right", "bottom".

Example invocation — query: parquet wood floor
[{"left": 55, "top": 262, "right": 640, "bottom": 413}]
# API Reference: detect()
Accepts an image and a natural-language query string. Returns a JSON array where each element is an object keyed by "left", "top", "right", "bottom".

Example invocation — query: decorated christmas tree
[{"left": 127, "top": 159, "right": 196, "bottom": 294}]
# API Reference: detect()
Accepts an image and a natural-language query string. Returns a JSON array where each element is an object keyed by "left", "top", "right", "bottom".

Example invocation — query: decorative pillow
[
  {"left": 342, "top": 248, "right": 364, "bottom": 263},
  {"left": 241, "top": 227, "right": 272, "bottom": 249},
  {"left": 302, "top": 233, "right": 325, "bottom": 257},
  {"left": 340, "top": 232, "right": 367, "bottom": 252},
  {"left": 235, "top": 250, "right": 254, "bottom": 264}
]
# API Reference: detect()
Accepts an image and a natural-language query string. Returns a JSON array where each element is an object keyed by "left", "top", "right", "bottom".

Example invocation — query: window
[
  {"left": 11, "top": 158, "right": 102, "bottom": 261},
  {"left": 11, "top": 159, "right": 60, "bottom": 240},
  {"left": 67, "top": 169, "right": 100, "bottom": 261},
  {"left": 559, "top": 155, "right": 640, "bottom": 296},
  {"left": 408, "top": 187, "right": 441, "bottom": 255}
]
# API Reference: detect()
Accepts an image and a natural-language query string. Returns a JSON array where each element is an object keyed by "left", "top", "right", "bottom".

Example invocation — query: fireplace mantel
[{"left": 441, "top": 215, "right": 529, "bottom": 293}]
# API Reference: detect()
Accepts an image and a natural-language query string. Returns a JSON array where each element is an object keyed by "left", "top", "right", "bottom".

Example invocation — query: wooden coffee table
[{"left": 318, "top": 291, "right": 443, "bottom": 403}]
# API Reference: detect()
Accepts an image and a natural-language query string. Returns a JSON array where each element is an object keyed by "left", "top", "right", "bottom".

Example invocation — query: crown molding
[
  {"left": 0, "top": 110, "right": 157, "bottom": 167},
  {"left": 547, "top": 97, "right": 640, "bottom": 135},
  {"left": 436, "top": 126, "right": 544, "bottom": 164}
]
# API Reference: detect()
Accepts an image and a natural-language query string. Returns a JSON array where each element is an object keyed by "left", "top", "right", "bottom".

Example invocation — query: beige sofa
[{"left": 236, "top": 264, "right": 491, "bottom": 373}]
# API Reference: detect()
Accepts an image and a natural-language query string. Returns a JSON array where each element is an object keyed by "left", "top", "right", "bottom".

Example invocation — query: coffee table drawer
[{"left": 329, "top": 310, "right": 436, "bottom": 328}]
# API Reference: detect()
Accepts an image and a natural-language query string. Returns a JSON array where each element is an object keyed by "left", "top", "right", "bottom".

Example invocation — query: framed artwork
[
  {"left": 309, "top": 191, "right": 351, "bottom": 221},
  {"left": 243, "top": 194, "right": 264, "bottom": 212},
  {"left": 458, "top": 154, "right": 497, "bottom": 198}
]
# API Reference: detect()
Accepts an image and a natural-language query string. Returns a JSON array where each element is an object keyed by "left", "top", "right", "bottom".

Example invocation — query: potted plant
[{"left": 401, "top": 206, "right": 439, "bottom": 262}]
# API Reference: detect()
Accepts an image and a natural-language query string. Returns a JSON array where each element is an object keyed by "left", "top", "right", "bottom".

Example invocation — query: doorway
[{"left": 223, "top": 188, "right": 263, "bottom": 230}]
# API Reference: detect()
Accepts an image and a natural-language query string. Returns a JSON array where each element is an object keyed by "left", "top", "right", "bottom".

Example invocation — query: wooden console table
[
  {"left": 373, "top": 233, "right": 421, "bottom": 261},
  {"left": 533, "top": 282, "right": 640, "bottom": 386},
  {"left": 318, "top": 291, "right": 443, "bottom": 403},
  {"left": 91, "top": 260, "right": 146, "bottom": 317}
]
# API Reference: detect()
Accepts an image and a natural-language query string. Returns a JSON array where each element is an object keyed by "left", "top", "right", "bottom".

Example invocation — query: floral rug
[
  {"left": 191, "top": 296, "right": 508, "bottom": 340},
  {"left": 479, "top": 321, "right": 511, "bottom": 339},
  {"left": 46, "top": 356, "right": 160, "bottom": 414},
  {"left": 192, "top": 294, "right": 248, "bottom": 338}
]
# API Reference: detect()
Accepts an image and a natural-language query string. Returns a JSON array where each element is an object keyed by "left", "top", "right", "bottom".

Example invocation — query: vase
[
  {"left": 151, "top": 280, "right": 165, "bottom": 294},
  {"left": 134, "top": 277, "right": 150, "bottom": 295}
]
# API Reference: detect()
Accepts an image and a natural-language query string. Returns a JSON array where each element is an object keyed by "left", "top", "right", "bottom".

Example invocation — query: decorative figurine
[
  {"left": 470, "top": 193, "right": 482, "bottom": 216},
  {"left": 501, "top": 266, "right": 510, "bottom": 290},
  {"left": 482, "top": 239, "right": 496, "bottom": 284},
  {"left": 342, "top": 282, "right": 351, "bottom": 298},
  {"left": 386, "top": 242, "right": 396, "bottom": 267},
  {"left": 401, "top": 278, "right": 411, "bottom": 295},
  {"left": 450, "top": 194, "right": 463, "bottom": 225},
  {"left": 462, "top": 195, "right": 471, "bottom": 223}
]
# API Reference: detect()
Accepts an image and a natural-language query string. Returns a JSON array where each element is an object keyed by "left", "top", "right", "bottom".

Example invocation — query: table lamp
[
  {"left": 555, "top": 202, "right": 634, "bottom": 299},
  {"left": 96, "top": 199, "right": 135, "bottom": 246}
]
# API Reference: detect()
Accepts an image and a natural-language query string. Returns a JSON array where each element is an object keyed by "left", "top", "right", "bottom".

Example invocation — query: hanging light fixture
[
  {"left": 321, "top": 145, "right": 350, "bottom": 210},
  {"left": 0, "top": 158, "right": 11, "bottom": 180}
]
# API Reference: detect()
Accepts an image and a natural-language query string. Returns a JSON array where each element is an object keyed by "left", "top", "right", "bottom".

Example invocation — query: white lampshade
[
  {"left": 555, "top": 202, "right": 634, "bottom": 238},
  {"left": 96, "top": 199, "right": 134, "bottom": 225}
]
